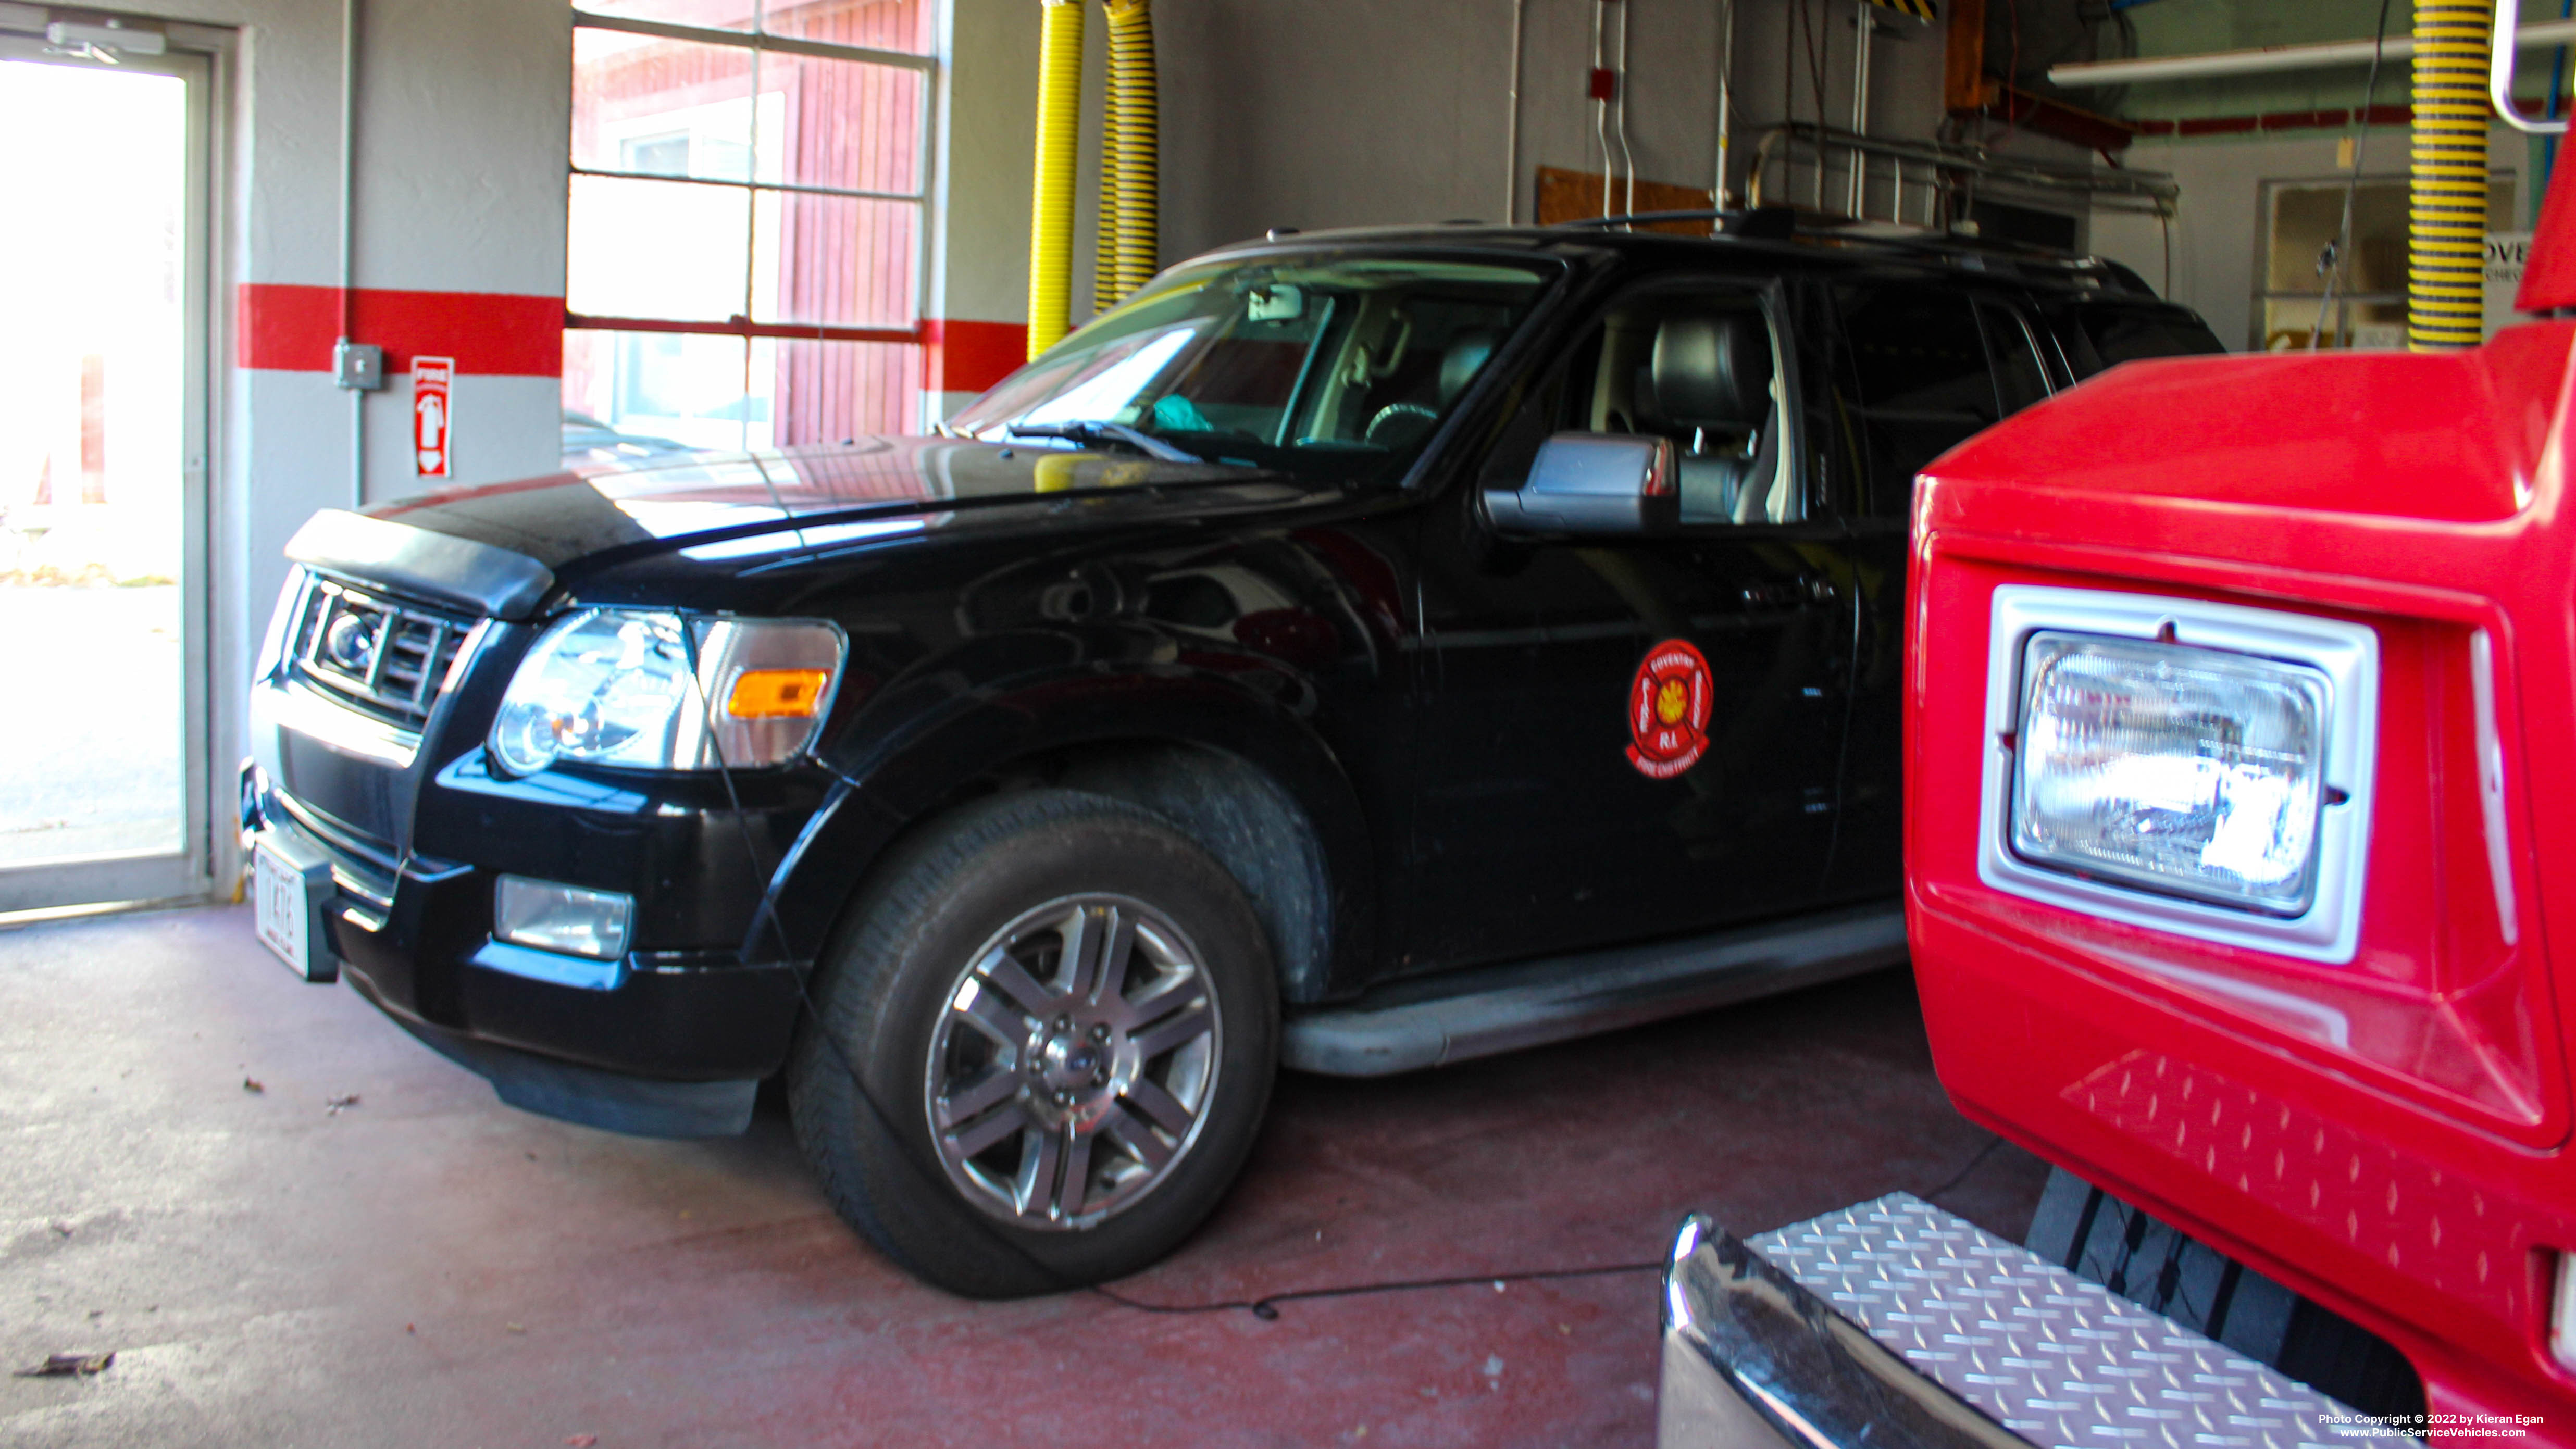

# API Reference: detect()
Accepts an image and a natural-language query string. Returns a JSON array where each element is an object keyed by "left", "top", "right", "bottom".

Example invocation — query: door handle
[{"left": 1739, "top": 576, "right": 1838, "bottom": 610}]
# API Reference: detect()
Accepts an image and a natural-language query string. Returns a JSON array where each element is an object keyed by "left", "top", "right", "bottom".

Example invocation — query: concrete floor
[{"left": 1, "top": 904, "right": 2048, "bottom": 1448}]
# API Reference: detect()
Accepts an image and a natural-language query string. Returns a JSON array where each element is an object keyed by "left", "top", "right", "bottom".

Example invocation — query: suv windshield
[{"left": 950, "top": 254, "right": 1558, "bottom": 484}]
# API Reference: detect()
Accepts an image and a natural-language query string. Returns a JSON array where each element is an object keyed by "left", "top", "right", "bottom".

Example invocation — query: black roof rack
[
  {"left": 1553, "top": 207, "right": 1797, "bottom": 240},
  {"left": 1547, "top": 206, "right": 2138, "bottom": 278}
]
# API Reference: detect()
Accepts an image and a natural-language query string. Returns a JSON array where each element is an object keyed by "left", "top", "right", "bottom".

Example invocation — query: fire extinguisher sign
[{"left": 413, "top": 356, "right": 453, "bottom": 478}]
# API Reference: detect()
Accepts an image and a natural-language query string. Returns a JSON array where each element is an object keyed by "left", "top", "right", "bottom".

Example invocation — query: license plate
[{"left": 253, "top": 838, "right": 332, "bottom": 981}]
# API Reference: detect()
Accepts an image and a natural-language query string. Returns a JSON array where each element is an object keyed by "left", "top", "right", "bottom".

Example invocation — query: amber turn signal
[{"left": 726, "top": 668, "right": 832, "bottom": 719}]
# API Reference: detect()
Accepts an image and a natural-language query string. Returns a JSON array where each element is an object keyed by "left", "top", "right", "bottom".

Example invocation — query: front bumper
[
  {"left": 241, "top": 744, "right": 818, "bottom": 1139},
  {"left": 1657, "top": 1194, "right": 2412, "bottom": 1449}
]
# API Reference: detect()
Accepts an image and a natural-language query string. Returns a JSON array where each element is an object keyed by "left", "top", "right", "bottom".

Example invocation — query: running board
[
  {"left": 1280, "top": 903, "right": 1904, "bottom": 1077},
  {"left": 1657, "top": 1193, "right": 2414, "bottom": 1449}
]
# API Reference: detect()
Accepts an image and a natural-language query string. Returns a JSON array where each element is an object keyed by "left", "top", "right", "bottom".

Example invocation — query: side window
[
  {"left": 2068, "top": 302, "right": 2228, "bottom": 373},
  {"left": 1976, "top": 300, "right": 2052, "bottom": 416},
  {"left": 1835, "top": 283, "right": 1997, "bottom": 518},
  {"left": 1485, "top": 280, "right": 1798, "bottom": 526}
]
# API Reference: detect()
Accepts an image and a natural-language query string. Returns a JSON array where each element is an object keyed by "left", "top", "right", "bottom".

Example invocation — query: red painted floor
[{"left": 0, "top": 905, "right": 2047, "bottom": 1447}]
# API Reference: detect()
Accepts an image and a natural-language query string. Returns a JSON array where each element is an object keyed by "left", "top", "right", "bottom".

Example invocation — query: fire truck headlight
[{"left": 2011, "top": 632, "right": 2331, "bottom": 917}]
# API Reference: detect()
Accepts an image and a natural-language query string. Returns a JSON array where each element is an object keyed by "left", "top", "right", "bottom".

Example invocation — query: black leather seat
[
  {"left": 1645, "top": 314, "right": 1778, "bottom": 523},
  {"left": 1362, "top": 328, "right": 1505, "bottom": 448}
]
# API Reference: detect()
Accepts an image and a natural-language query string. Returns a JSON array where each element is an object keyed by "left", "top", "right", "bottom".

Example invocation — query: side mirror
[{"left": 1483, "top": 432, "right": 1678, "bottom": 538}]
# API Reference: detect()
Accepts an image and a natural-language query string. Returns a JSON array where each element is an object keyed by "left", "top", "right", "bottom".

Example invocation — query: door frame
[{"left": 0, "top": 33, "right": 219, "bottom": 915}]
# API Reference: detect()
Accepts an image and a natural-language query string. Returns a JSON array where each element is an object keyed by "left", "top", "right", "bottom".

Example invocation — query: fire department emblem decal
[{"left": 1626, "top": 639, "right": 1712, "bottom": 779}]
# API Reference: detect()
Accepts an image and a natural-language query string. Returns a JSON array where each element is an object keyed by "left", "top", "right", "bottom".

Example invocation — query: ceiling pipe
[
  {"left": 2049, "top": 15, "right": 2576, "bottom": 88},
  {"left": 1713, "top": 0, "right": 1735, "bottom": 208},
  {"left": 340, "top": 0, "right": 364, "bottom": 507},
  {"left": 2494, "top": 0, "right": 2575, "bottom": 132},
  {"left": 1847, "top": 1, "right": 1872, "bottom": 217},
  {"left": 1612, "top": 0, "right": 1636, "bottom": 218},
  {"left": 1507, "top": 0, "right": 1527, "bottom": 222},
  {"left": 1591, "top": 0, "right": 1613, "bottom": 217}
]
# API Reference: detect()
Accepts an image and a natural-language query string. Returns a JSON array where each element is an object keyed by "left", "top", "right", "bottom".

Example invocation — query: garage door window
[
  {"left": 2257, "top": 174, "right": 2514, "bottom": 352},
  {"left": 564, "top": 1, "right": 933, "bottom": 457}
]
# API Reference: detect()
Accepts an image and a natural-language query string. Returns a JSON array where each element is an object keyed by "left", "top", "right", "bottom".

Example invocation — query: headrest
[
  {"left": 1650, "top": 314, "right": 1772, "bottom": 428},
  {"left": 1440, "top": 330, "right": 1502, "bottom": 401}
]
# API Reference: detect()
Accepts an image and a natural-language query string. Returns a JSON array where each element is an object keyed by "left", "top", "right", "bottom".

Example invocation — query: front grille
[{"left": 288, "top": 574, "right": 477, "bottom": 729}]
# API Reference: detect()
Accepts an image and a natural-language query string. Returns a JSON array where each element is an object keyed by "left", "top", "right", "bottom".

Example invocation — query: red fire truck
[{"left": 1659, "top": 56, "right": 2576, "bottom": 1449}]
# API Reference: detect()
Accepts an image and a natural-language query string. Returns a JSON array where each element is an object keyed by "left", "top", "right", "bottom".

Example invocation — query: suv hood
[{"left": 290, "top": 436, "right": 1328, "bottom": 618}]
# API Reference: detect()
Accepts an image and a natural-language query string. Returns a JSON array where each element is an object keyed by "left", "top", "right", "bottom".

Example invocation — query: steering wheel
[{"left": 1364, "top": 402, "right": 1439, "bottom": 446}]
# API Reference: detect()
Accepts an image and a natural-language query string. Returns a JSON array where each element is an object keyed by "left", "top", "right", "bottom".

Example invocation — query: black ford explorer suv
[{"left": 243, "top": 219, "right": 2221, "bottom": 1296}]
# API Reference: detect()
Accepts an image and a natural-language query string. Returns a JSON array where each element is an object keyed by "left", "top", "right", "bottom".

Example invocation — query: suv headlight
[
  {"left": 2012, "top": 632, "right": 2328, "bottom": 916},
  {"left": 488, "top": 609, "right": 845, "bottom": 776}
]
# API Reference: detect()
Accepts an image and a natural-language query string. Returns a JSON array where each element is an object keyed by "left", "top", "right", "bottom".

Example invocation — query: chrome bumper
[{"left": 1658, "top": 1194, "right": 2411, "bottom": 1449}]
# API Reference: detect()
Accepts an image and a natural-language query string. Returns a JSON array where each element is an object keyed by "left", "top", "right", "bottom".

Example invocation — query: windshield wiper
[{"left": 1005, "top": 420, "right": 1202, "bottom": 463}]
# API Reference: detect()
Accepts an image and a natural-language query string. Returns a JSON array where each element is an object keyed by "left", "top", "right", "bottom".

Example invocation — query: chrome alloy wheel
[{"left": 925, "top": 893, "right": 1223, "bottom": 1231}]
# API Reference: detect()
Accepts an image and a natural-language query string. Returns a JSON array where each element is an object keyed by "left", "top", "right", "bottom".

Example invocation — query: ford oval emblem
[{"left": 324, "top": 611, "right": 380, "bottom": 672}]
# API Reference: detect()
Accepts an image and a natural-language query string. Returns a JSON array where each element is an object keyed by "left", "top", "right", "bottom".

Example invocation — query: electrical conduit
[
  {"left": 1103, "top": 0, "right": 1160, "bottom": 308},
  {"left": 2412, "top": 0, "right": 2494, "bottom": 349},
  {"left": 1027, "top": 0, "right": 1085, "bottom": 359}
]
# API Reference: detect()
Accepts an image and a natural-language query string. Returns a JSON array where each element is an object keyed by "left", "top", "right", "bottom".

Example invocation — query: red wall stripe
[
  {"left": 923, "top": 317, "right": 1027, "bottom": 396},
  {"left": 237, "top": 283, "right": 564, "bottom": 378}
]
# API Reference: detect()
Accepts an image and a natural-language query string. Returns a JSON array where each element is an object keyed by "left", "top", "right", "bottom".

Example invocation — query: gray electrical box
[{"left": 333, "top": 341, "right": 386, "bottom": 391}]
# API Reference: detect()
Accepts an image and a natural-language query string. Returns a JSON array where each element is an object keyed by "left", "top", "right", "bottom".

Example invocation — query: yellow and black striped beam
[
  {"left": 1870, "top": 0, "right": 1937, "bottom": 20},
  {"left": 2409, "top": 0, "right": 2491, "bottom": 352}
]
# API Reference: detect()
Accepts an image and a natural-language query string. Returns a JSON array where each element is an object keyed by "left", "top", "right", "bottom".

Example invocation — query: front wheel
[{"left": 787, "top": 789, "right": 1278, "bottom": 1297}]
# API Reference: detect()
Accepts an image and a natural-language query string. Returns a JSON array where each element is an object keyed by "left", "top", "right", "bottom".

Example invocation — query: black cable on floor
[
  {"left": 1090, "top": 1258, "right": 1666, "bottom": 1321},
  {"left": 1920, "top": 1132, "right": 2006, "bottom": 1205},
  {"left": 1088, "top": 1129, "right": 2021, "bottom": 1321}
]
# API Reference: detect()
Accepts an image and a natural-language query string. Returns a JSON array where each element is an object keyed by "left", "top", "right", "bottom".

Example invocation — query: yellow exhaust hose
[
  {"left": 1102, "top": 0, "right": 1159, "bottom": 310},
  {"left": 1027, "top": 0, "right": 1085, "bottom": 359},
  {"left": 2409, "top": 0, "right": 2492, "bottom": 351},
  {"left": 1095, "top": 6, "right": 1122, "bottom": 315}
]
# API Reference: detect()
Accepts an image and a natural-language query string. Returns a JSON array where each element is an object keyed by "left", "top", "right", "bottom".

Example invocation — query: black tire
[{"left": 786, "top": 788, "right": 1278, "bottom": 1297}]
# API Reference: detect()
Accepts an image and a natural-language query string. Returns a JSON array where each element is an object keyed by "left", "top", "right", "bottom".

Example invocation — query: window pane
[
  {"left": 2258, "top": 297, "right": 2409, "bottom": 354},
  {"left": 565, "top": 331, "right": 920, "bottom": 454},
  {"left": 762, "top": 0, "right": 934, "bottom": 55},
  {"left": 756, "top": 52, "right": 925, "bottom": 194},
  {"left": 1841, "top": 285, "right": 1997, "bottom": 421},
  {"left": 770, "top": 338, "right": 925, "bottom": 442},
  {"left": 564, "top": 330, "right": 765, "bottom": 454},
  {"left": 568, "top": 174, "right": 751, "bottom": 322},
  {"left": 2266, "top": 182, "right": 2406, "bottom": 296},
  {"left": 1976, "top": 302, "right": 2049, "bottom": 415},
  {"left": 2079, "top": 304, "right": 2227, "bottom": 365},
  {"left": 573, "top": 30, "right": 763, "bottom": 182},
  {"left": 1836, "top": 283, "right": 1997, "bottom": 519},
  {"left": 2264, "top": 177, "right": 2516, "bottom": 300},
  {"left": 575, "top": 0, "right": 755, "bottom": 33},
  {"left": 950, "top": 258, "right": 1553, "bottom": 488},
  {"left": 751, "top": 192, "right": 918, "bottom": 327}
]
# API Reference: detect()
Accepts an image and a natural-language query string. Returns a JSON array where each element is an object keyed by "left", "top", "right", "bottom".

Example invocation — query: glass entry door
[{"left": 0, "top": 39, "right": 212, "bottom": 912}]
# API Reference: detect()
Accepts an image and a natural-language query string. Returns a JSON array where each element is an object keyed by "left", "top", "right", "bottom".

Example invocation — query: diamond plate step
[{"left": 1744, "top": 1193, "right": 2418, "bottom": 1449}]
